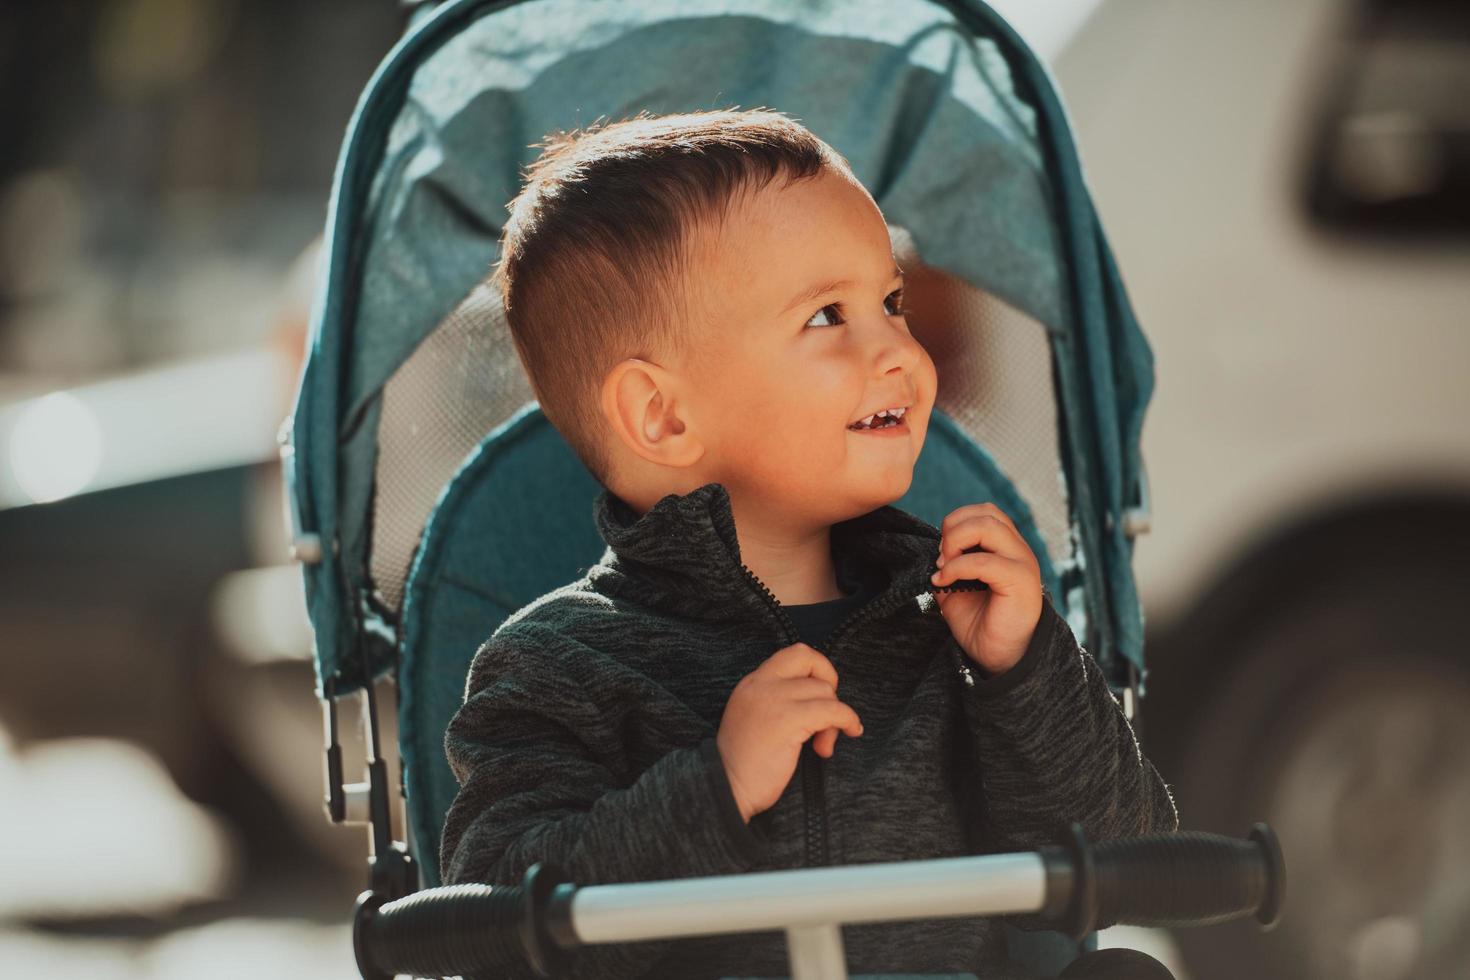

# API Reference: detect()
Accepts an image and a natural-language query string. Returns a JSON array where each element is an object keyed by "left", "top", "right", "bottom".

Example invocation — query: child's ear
[{"left": 600, "top": 358, "right": 705, "bottom": 467}]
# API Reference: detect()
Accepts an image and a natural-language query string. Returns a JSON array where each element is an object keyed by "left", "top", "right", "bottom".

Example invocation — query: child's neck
[{"left": 727, "top": 499, "right": 843, "bottom": 607}]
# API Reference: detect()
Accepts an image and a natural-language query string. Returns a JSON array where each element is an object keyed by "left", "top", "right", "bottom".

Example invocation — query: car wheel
[{"left": 1170, "top": 567, "right": 1470, "bottom": 980}]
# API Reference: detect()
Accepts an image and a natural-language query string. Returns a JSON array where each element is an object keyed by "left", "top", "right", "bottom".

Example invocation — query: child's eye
[
  {"left": 883, "top": 288, "right": 907, "bottom": 317},
  {"left": 806, "top": 303, "right": 845, "bottom": 328},
  {"left": 804, "top": 289, "right": 908, "bottom": 329}
]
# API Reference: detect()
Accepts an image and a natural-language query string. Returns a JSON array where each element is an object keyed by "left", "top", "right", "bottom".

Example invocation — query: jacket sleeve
[
  {"left": 947, "top": 592, "right": 1179, "bottom": 855},
  {"left": 439, "top": 622, "right": 771, "bottom": 980}
]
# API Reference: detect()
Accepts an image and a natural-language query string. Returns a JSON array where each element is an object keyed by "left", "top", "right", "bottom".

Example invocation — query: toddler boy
[{"left": 441, "top": 108, "right": 1178, "bottom": 979}]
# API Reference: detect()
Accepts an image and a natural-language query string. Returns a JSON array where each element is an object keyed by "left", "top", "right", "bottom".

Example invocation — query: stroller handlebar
[
  {"left": 1040, "top": 822, "right": 1285, "bottom": 937},
  {"left": 352, "top": 823, "right": 1285, "bottom": 980}
]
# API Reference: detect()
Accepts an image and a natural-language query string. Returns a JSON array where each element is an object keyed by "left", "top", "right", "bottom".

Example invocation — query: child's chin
[{"left": 862, "top": 466, "right": 915, "bottom": 497}]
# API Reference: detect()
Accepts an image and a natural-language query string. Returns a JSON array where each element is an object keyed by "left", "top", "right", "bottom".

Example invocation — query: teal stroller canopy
[{"left": 284, "top": 3, "right": 1157, "bottom": 957}]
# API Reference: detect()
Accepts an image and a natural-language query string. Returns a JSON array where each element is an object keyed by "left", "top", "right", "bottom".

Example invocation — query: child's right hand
[{"left": 715, "top": 641, "right": 864, "bottom": 823}]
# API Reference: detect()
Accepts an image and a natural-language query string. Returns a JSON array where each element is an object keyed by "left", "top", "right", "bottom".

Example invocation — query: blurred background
[{"left": 1, "top": 1, "right": 1466, "bottom": 979}]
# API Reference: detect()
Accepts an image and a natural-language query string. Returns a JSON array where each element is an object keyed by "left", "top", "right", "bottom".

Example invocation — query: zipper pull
[{"left": 929, "top": 577, "right": 990, "bottom": 593}]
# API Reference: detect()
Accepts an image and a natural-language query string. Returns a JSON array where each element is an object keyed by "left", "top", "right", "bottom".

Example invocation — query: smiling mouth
[{"left": 849, "top": 406, "right": 909, "bottom": 431}]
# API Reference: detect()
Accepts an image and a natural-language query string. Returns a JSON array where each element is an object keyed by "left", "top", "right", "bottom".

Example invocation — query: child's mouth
[{"left": 848, "top": 409, "right": 908, "bottom": 435}]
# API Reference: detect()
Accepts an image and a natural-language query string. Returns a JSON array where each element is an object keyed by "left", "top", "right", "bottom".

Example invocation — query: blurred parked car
[{"left": 1056, "top": 1, "right": 1470, "bottom": 978}]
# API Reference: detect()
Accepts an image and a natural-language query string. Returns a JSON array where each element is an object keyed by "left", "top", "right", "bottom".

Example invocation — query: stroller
[{"left": 282, "top": 1, "right": 1284, "bottom": 976}]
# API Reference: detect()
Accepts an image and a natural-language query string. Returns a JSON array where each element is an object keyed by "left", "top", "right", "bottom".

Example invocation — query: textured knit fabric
[{"left": 441, "top": 481, "right": 1178, "bottom": 979}]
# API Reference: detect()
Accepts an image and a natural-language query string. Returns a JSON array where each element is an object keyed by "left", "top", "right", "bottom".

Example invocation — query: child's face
[{"left": 681, "top": 168, "right": 937, "bottom": 523}]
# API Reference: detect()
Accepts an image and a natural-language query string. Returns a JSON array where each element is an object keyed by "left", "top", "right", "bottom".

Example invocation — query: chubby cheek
[
  {"left": 707, "top": 347, "right": 865, "bottom": 465},
  {"left": 710, "top": 425, "right": 828, "bottom": 497},
  {"left": 911, "top": 349, "right": 939, "bottom": 458},
  {"left": 703, "top": 382, "right": 824, "bottom": 470}
]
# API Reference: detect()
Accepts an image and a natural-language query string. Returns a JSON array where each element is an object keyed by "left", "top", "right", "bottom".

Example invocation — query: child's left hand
[{"left": 929, "top": 503, "right": 1044, "bottom": 677}]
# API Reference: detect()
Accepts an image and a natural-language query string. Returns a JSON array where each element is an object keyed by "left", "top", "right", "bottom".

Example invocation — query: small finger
[
  {"left": 976, "top": 502, "right": 1020, "bottom": 536},
  {"left": 934, "top": 552, "right": 1024, "bottom": 588},
  {"left": 941, "top": 503, "right": 998, "bottom": 536},
  {"left": 788, "top": 677, "right": 837, "bottom": 700},
  {"left": 940, "top": 515, "right": 1027, "bottom": 565},
  {"left": 773, "top": 645, "right": 839, "bottom": 690},
  {"left": 800, "top": 702, "right": 861, "bottom": 746}
]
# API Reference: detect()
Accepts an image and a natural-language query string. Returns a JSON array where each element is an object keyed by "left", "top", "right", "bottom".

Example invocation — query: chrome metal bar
[
  {"left": 569, "top": 852, "right": 1047, "bottom": 945},
  {"left": 786, "top": 923, "right": 847, "bottom": 980}
]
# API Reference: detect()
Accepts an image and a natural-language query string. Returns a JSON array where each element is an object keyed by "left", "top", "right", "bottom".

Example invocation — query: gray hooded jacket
[{"left": 441, "top": 481, "right": 1178, "bottom": 978}]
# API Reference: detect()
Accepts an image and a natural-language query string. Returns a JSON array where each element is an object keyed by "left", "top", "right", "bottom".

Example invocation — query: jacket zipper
[
  {"left": 827, "top": 569, "right": 989, "bottom": 648},
  {"left": 814, "top": 575, "right": 995, "bottom": 864},
  {"left": 736, "top": 559, "right": 992, "bottom": 870},
  {"left": 735, "top": 560, "right": 830, "bottom": 868}
]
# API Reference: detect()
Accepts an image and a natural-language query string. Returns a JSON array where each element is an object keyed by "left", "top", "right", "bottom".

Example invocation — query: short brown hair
[{"left": 490, "top": 107, "right": 853, "bottom": 487}]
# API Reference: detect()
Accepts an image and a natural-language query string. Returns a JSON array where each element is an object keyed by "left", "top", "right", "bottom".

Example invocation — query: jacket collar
[{"left": 587, "top": 481, "right": 943, "bottom": 629}]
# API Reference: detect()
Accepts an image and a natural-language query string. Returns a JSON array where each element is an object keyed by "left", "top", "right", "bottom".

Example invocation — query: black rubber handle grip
[
  {"left": 1073, "top": 823, "right": 1285, "bottom": 933},
  {"left": 353, "top": 863, "right": 574, "bottom": 980}
]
